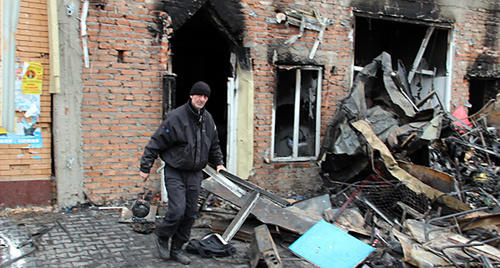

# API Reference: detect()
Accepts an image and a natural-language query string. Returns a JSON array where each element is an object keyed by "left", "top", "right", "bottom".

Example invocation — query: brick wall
[
  {"left": 453, "top": 4, "right": 500, "bottom": 110},
  {"left": 0, "top": 0, "right": 53, "bottom": 206},
  {"left": 81, "top": 0, "right": 165, "bottom": 202},
  {"left": 242, "top": 1, "right": 353, "bottom": 195},
  {"left": 242, "top": 0, "right": 499, "bottom": 196},
  {"left": 78, "top": 0, "right": 500, "bottom": 202}
]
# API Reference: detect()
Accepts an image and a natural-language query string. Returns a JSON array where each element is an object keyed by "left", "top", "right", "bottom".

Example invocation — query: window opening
[
  {"left": 354, "top": 16, "right": 451, "bottom": 111},
  {"left": 273, "top": 66, "right": 321, "bottom": 160}
]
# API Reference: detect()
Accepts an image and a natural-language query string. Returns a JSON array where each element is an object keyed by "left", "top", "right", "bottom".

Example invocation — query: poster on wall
[{"left": 0, "top": 61, "right": 43, "bottom": 148}]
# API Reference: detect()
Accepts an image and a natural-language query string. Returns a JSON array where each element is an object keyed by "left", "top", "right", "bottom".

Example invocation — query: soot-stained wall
[{"left": 69, "top": 0, "right": 500, "bottom": 203}]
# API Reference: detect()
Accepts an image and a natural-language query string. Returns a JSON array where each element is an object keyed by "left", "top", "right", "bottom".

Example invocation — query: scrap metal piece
[
  {"left": 285, "top": 9, "right": 323, "bottom": 31},
  {"left": 478, "top": 254, "right": 495, "bottom": 268},
  {"left": 397, "top": 201, "right": 425, "bottom": 220},
  {"left": 407, "top": 27, "right": 435, "bottom": 84},
  {"left": 328, "top": 178, "right": 367, "bottom": 223},
  {"left": 478, "top": 187, "right": 500, "bottom": 206},
  {"left": 249, "top": 224, "right": 282, "bottom": 268},
  {"left": 391, "top": 71, "right": 419, "bottom": 112},
  {"left": 291, "top": 194, "right": 331, "bottom": 218},
  {"left": 201, "top": 177, "right": 318, "bottom": 235},
  {"left": 55, "top": 220, "right": 73, "bottom": 242},
  {"left": 393, "top": 228, "right": 448, "bottom": 267},
  {"left": 285, "top": 14, "right": 305, "bottom": 45},
  {"left": 1, "top": 223, "right": 58, "bottom": 267},
  {"left": 398, "top": 161, "right": 458, "bottom": 194},
  {"left": 470, "top": 93, "right": 500, "bottom": 129},
  {"left": 406, "top": 218, "right": 500, "bottom": 263},
  {"left": 396, "top": 59, "right": 413, "bottom": 102},
  {"left": 424, "top": 207, "right": 489, "bottom": 242},
  {"left": 323, "top": 207, "right": 370, "bottom": 236},
  {"left": 449, "top": 136, "right": 500, "bottom": 158},
  {"left": 218, "top": 169, "right": 291, "bottom": 207},
  {"left": 203, "top": 165, "right": 246, "bottom": 198},
  {"left": 17, "top": 225, "right": 54, "bottom": 249},
  {"left": 378, "top": 53, "right": 417, "bottom": 118},
  {"left": 210, "top": 217, "right": 260, "bottom": 242},
  {"left": 442, "top": 236, "right": 500, "bottom": 267},
  {"left": 415, "top": 90, "right": 436, "bottom": 108},
  {"left": 222, "top": 191, "right": 260, "bottom": 242},
  {"left": 351, "top": 119, "right": 471, "bottom": 213},
  {"left": 457, "top": 211, "right": 500, "bottom": 231},
  {"left": 358, "top": 195, "right": 403, "bottom": 229},
  {"left": 0, "top": 241, "right": 38, "bottom": 268},
  {"left": 308, "top": 17, "right": 328, "bottom": 59}
]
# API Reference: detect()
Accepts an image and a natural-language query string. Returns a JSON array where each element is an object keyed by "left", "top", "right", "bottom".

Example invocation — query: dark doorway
[
  {"left": 171, "top": 6, "right": 231, "bottom": 160},
  {"left": 469, "top": 78, "right": 500, "bottom": 115}
]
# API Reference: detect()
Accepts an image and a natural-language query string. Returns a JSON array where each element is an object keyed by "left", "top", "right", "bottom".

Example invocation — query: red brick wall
[
  {"left": 242, "top": 1, "right": 353, "bottom": 195},
  {"left": 79, "top": 0, "right": 500, "bottom": 201},
  {"left": 241, "top": 1, "right": 500, "bottom": 196},
  {"left": 453, "top": 5, "right": 500, "bottom": 110},
  {"left": 81, "top": 0, "right": 165, "bottom": 201}
]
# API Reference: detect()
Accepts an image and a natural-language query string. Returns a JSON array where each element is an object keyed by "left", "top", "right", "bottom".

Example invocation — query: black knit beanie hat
[{"left": 190, "top": 81, "right": 211, "bottom": 97}]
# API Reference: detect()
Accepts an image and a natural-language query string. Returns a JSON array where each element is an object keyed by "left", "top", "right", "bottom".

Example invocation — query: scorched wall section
[
  {"left": 240, "top": 0, "right": 499, "bottom": 196},
  {"left": 241, "top": 0, "right": 354, "bottom": 195},
  {"left": 455, "top": 3, "right": 500, "bottom": 108},
  {"left": 76, "top": 0, "right": 500, "bottom": 202}
]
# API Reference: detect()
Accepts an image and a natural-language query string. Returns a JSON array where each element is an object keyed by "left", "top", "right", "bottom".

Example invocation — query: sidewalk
[{"left": 0, "top": 206, "right": 310, "bottom": 268}]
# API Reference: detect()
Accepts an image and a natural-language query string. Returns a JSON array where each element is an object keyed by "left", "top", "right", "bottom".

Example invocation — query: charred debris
[
  {"left": 192, "top": 52, "right": 500, "bottom": 267},
  {"left": 315, "top": 52, "right": 500, "bottom": 267},
  {"left": 319, "top": 51, "right": 500, "bottom": 210},
  {"left": 70, "top": 51, "right": 498, "bottom": 267}
]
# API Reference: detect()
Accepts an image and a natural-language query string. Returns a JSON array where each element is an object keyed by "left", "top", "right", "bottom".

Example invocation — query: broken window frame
[
  {"left": 352, "top": 13, "right": 455, "bottom": 112},
  {"left": 271, "top": 65, "right": 322, "bottom": 161}
]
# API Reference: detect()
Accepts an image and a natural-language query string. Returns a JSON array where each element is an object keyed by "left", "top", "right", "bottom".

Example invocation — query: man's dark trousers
[{"left": 154, "top": 165, "right": 203, "bottom": 248}]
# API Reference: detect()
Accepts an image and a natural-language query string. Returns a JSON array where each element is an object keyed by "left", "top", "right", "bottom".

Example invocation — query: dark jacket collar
[{"left": 187, "top": 99, "right": 205, "bottom": 124}]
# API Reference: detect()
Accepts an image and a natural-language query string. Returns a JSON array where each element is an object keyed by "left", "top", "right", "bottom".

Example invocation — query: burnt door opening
[
  {"left": 469, "top": 79, "right": 500, "bottom": 115},
  {"left": 170, "top": 7, "right": 231, "bottom": 160}
]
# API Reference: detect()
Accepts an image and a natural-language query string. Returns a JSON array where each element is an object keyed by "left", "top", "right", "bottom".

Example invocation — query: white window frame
[{"left": 271, "top": 66, "right": 322, "bottom": 161}]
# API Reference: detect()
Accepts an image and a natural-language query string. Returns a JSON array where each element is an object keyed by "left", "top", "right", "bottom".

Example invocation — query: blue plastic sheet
[{"left": 289, "top": 220, "right": 375, "bottom": 268}]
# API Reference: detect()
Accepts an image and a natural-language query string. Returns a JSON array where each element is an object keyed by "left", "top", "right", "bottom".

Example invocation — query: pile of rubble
[
  {"left": 196, "top": 52, "right": 499, "bottom": 267},
  {"left": 316, "top": 52, "right": 500, "bottom": 267}
]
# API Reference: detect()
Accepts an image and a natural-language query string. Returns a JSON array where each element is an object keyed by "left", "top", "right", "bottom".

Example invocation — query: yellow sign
[{"left": 22, "top": 62, "right": 43, "bottom": 94}]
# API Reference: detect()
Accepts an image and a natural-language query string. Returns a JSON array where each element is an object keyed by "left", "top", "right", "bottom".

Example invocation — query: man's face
[{"left": 190, "top": 94, "right": 208, "bottom": 110}]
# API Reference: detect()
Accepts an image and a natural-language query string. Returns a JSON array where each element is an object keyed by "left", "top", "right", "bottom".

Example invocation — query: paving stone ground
[{"left": 1, "top": 207, "right": 312, "bottom": 268}]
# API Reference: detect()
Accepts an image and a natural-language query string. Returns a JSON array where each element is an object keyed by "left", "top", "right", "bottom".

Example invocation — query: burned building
[{"left": 0, "top": 0, "right": 499, "bottom": 208}]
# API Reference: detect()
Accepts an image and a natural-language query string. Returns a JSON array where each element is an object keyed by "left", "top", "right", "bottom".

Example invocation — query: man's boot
[
  {"left": 170, "top": 239, "right": 191, "bottom": 265},
  {"left": 155, "top": 235, "right": 170, "bottom": 260}
]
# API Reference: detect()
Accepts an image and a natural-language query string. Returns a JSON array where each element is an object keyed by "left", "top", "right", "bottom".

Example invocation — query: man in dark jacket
[{"left": 139, "top": 81, "right": 226, "bottom": 265}]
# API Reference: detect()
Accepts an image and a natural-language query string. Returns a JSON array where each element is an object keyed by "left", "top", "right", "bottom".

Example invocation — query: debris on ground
[
  {"left": 196, "top": 52, "right": 499, "bottom": 267},
  {"left": 313, "top": 52, "right": 500, "bottom": 267},
  {"left": 2, "top": 51, "right": 498, "bottom": 267}
]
